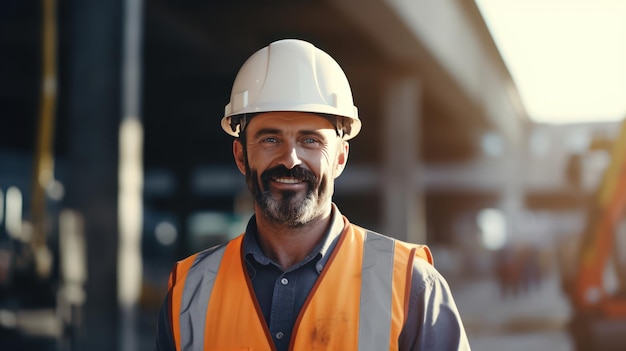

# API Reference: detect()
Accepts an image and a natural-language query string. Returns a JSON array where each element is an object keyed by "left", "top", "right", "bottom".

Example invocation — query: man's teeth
[{"left": 274, "top": 177, "right": 300, "bottom": 184}]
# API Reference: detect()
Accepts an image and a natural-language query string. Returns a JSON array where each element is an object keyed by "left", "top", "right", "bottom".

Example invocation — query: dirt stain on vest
[{"left": 309, "top": 316, "right": 350, "bottom": 349}]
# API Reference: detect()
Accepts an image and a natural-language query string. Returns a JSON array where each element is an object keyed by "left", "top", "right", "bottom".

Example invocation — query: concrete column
[
  {"left": 118, "top": 0, "right": 144, "bottom": 350},
  {"left": 381, "top": 75, "right": 427, "bottom": 244},
  {"left": 63, "top": 1, "right": 123, "bottom": 349}
]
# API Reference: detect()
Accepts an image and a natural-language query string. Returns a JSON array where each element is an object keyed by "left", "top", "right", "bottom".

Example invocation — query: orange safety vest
[{"left": 167, "top": 222, "right": 433, "bottom": 351}]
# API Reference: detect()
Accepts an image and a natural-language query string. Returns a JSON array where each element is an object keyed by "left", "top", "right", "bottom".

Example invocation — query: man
[{"left": 155, "top": 39, "right": 470, "bottom": 350}]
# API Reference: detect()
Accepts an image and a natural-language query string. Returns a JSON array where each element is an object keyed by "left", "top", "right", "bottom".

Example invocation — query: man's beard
[{"left": 245, "top": 163, "right": 332, "bottom": 227}]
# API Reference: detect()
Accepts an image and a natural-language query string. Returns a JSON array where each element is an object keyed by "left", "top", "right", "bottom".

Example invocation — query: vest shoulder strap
[{"left": 362, "top": 228, "right": 433, "bottom": 265}]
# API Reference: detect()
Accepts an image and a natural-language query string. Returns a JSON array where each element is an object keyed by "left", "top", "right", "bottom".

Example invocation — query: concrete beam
[{"left": 330, "top": 0, "right": 529, "bottom": 148}]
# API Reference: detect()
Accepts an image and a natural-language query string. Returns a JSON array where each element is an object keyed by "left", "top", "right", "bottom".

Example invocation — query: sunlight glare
[{"left": 475, "top": 0, "right": 626, "bottom": 124}]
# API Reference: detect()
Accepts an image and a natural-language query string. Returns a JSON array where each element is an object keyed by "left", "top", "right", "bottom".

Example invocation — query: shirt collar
[{"left": 243, "top": 204, "right": 345, "bottom": 271}]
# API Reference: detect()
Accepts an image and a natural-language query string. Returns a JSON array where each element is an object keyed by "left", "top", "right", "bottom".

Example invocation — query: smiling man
[{"left": 155, "top": 39, "right": 470, "bottom": 351}]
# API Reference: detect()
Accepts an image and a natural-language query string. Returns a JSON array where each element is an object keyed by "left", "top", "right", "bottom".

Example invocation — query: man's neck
[{"left": 254, "top": 208, "right": 332, "bottom": 270}]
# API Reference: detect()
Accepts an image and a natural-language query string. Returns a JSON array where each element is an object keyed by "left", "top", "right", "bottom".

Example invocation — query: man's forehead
[{"left": 247, "top": 112, "right": 336, "bottom": 131}]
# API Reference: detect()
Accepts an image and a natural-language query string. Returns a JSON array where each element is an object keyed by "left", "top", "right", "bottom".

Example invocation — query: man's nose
[{"left": 278, "top": 143, "right": 302, "bottom": 169}]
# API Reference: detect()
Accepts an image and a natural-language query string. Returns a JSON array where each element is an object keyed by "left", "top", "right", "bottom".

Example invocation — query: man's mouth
[{"left": 273, "top": 177, "right": 301, "bottom": 184}]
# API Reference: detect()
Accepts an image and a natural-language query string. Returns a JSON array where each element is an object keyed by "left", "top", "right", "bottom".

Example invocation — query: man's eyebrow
[
  {"left": 252, "top": 128, "right": 282, "bottom": 139},
  {"left": 299, "top": 129, "right": 328, "bottom": 139}
]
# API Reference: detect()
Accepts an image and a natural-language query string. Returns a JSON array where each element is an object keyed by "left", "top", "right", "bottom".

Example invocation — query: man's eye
[
  {"left": 262, "top": 137, "right": 278, "bottom": 143},
  {"left": 302, "top": 138, "right": 319, "bottom": 144}
]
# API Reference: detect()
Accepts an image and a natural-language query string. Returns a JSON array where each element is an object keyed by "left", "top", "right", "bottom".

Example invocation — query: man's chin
[{"left": 257, "top": 196, "right": 313, "bottom": 224}]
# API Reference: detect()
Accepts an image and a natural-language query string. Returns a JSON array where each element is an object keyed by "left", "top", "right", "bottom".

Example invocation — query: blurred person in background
[{"left": 154, "top": 39, "right": 470, "bottom": 351}]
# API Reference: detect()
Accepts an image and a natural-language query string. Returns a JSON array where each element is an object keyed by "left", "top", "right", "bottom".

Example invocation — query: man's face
[{"left": 233, "top": 112, "right": 349, "bottom": 227}]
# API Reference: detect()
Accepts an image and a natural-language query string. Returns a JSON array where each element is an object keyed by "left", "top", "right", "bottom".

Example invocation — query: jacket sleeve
[
  {"left": 399, "top": 258, "right": 471, "bottom": 350},
  {"left": 154, "top": 292, "right": 176, "bottom": 351}
]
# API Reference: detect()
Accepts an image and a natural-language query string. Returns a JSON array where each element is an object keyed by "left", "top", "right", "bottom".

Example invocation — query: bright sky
[{"left": 475, "top": 0, "right": 626, "bottom": 124}]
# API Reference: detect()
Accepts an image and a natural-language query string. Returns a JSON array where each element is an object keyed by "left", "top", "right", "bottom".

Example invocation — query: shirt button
[
  {"left": 276, "top": 332, "right": 284, "bottom": 339},
  {"left": 280, "top": 278, "right": 289, "bottom": 285},
  {"left": 316, "top": 263, "right": 323, "bottom": 271}
]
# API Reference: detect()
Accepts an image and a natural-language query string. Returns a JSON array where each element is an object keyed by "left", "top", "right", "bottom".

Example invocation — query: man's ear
[
  {"left": 233, "top": 139, "right": 246, "bottom": 175},
  {"left": 334, "top": 140, "right": 349, "bottom": 178}
]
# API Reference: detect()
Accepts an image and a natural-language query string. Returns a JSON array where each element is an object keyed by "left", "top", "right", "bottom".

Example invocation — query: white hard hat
[{"left": 221, "top": 39, "right": 361, "bottom": 140}]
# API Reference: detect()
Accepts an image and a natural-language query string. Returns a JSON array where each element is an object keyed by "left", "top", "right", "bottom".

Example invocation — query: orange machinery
[{"left": 568, "top": 119, "right": 626, "bottom": 351}]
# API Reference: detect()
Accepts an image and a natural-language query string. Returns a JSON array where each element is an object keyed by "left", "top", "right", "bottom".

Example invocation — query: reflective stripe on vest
[
  {"left": 168, "top": 223, "right": 432, "bottom": 351},
  {"left": 179, "top": 245, "right": 228, "bottom": 351},
  {"left": 359, "top": 230, "right": 395, "bottom": 350}
]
